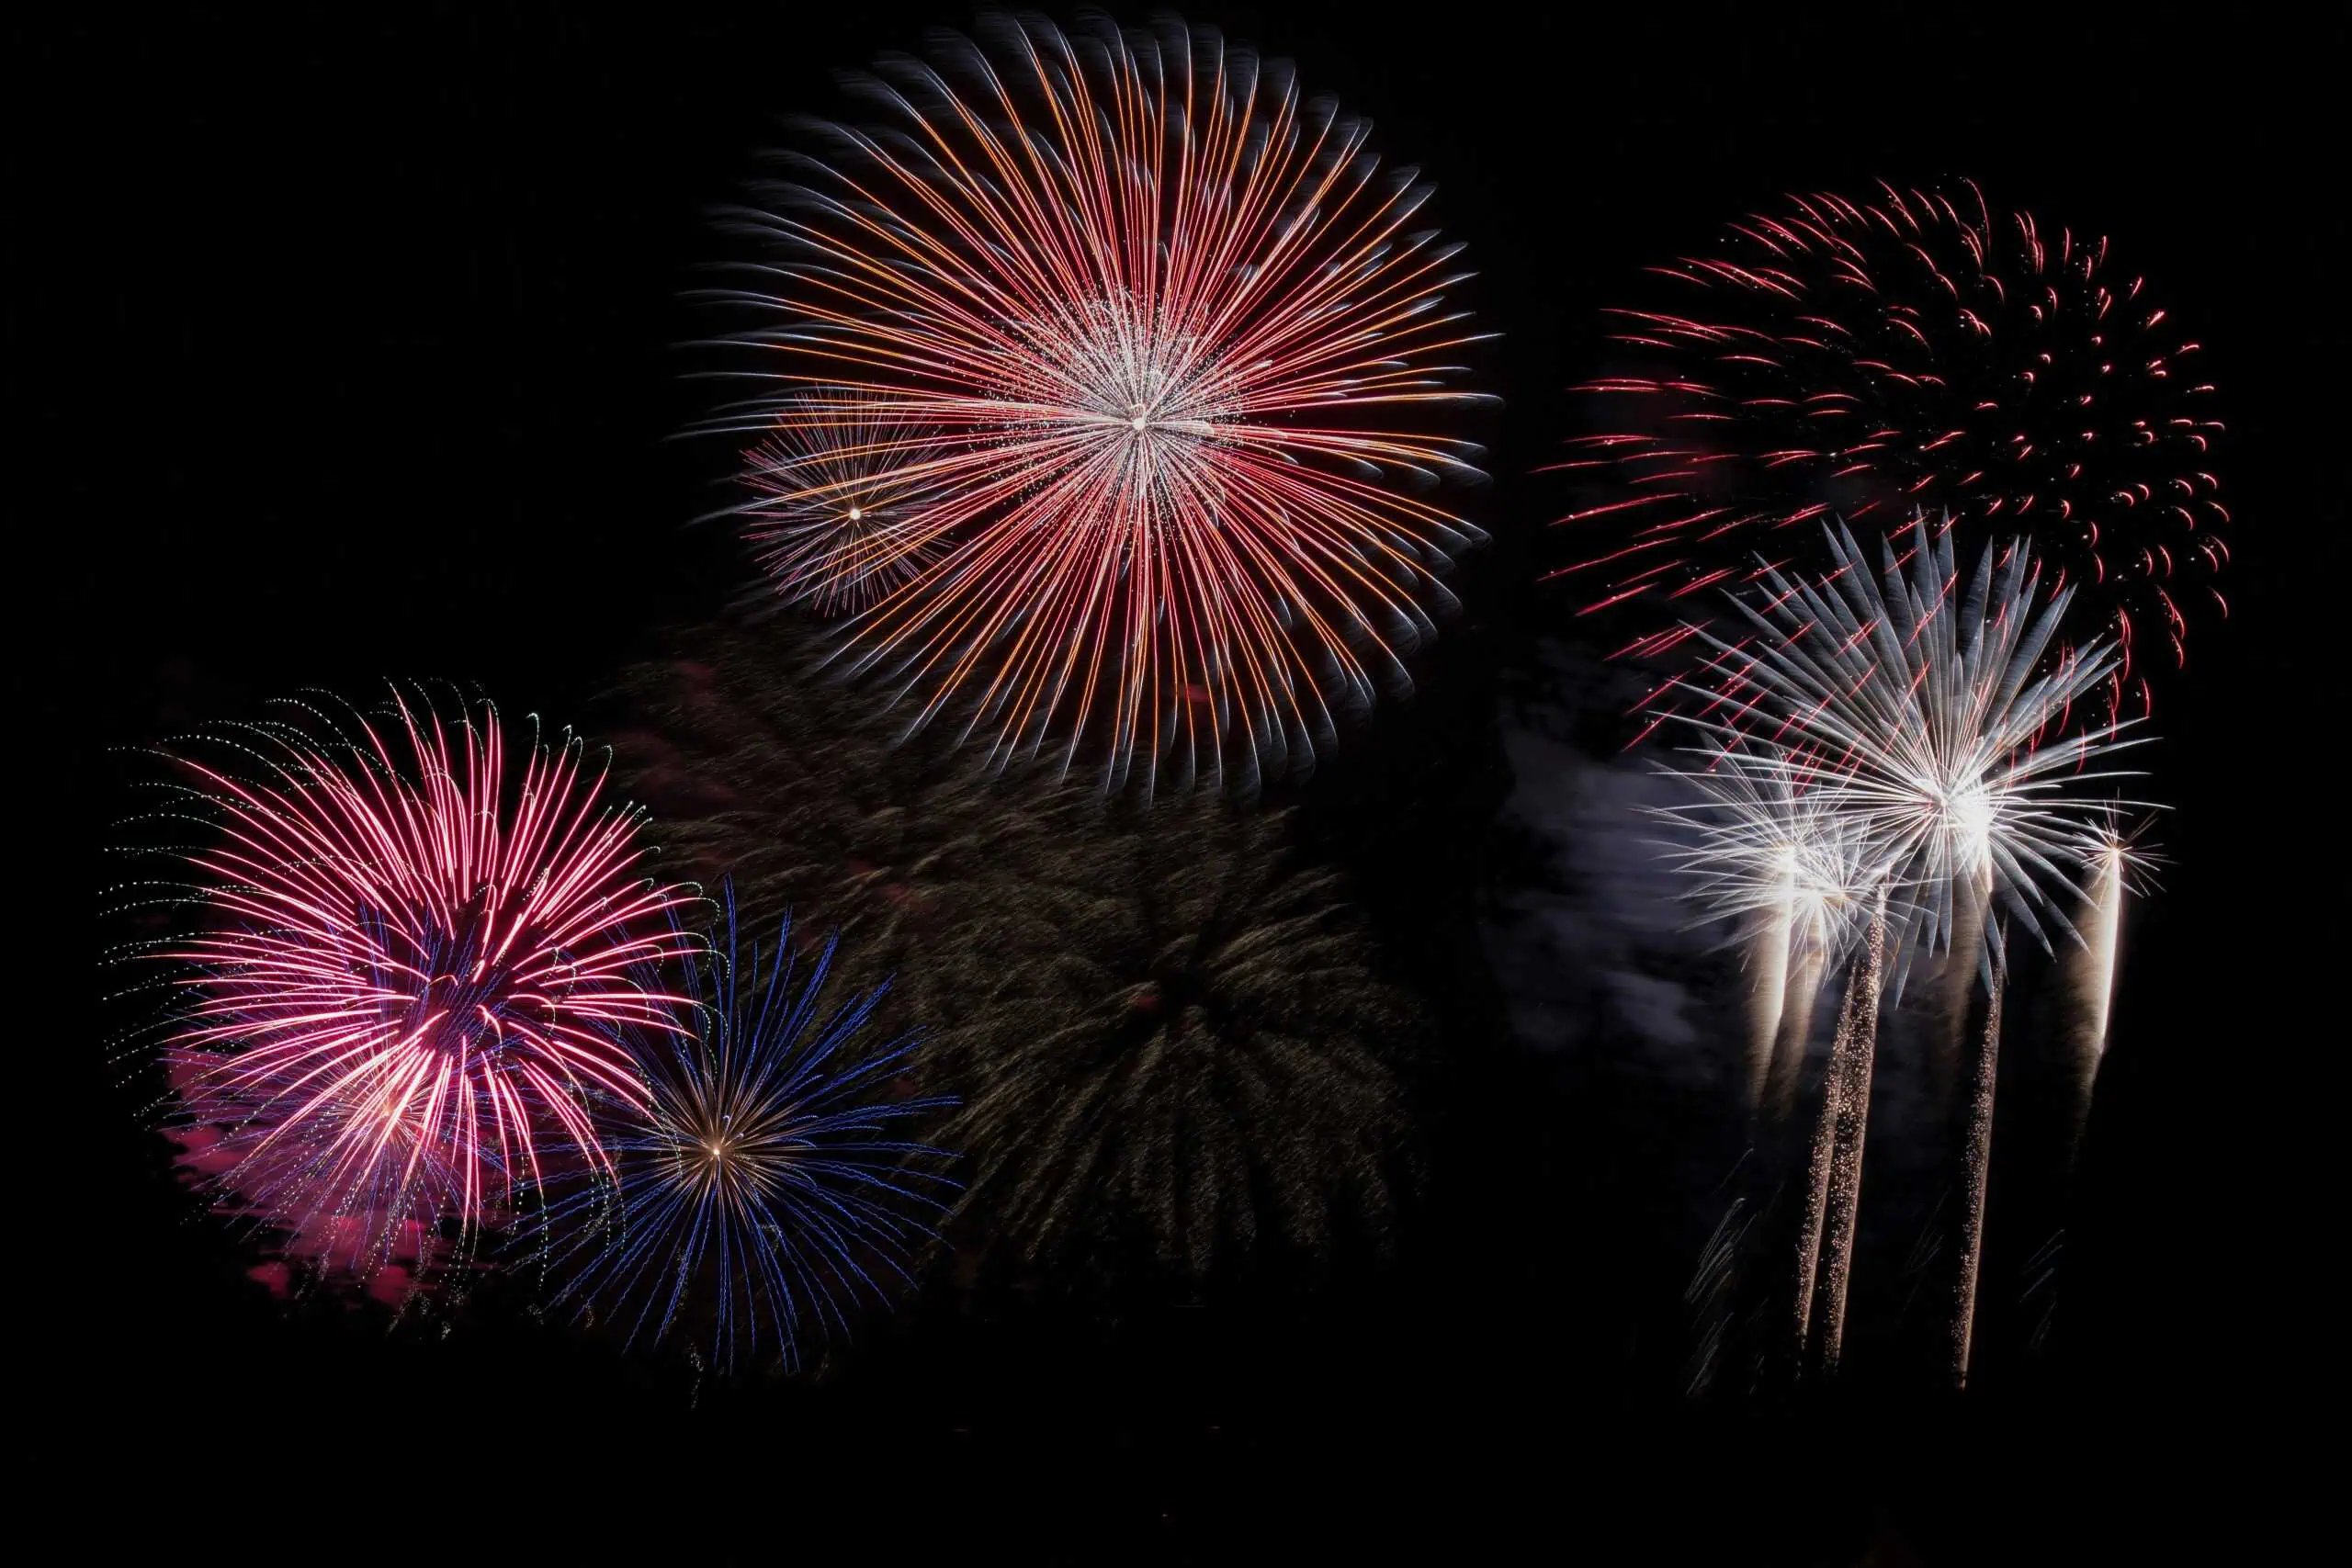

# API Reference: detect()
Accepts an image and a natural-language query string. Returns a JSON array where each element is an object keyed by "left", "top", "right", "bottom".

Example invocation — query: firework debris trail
[
  {"left": 1815, "top": 897, "right": 1888, "bottom": 1373},
  {"left": 1791, "top": 1016, "right": 1842, "bottom": 1358},
  {"left": 1951, "top": 953, "right": 2007, "bottom": 1387}
]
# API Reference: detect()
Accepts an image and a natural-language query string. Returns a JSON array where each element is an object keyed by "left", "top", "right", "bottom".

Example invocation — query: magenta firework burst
[
  {"left": 153, "top": 689, "right": 701, "bottom": 1281},
  {"left": 1558, "top": 180, "right": 2225, "bottom": 716},
  {"left": 711, "top": 12, "right": 1492, "bottom": 792}
]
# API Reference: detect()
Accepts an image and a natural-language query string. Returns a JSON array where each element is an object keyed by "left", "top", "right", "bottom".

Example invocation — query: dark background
[{"left": 23, "top": 3, "right": 2339, "bottom": 1559}]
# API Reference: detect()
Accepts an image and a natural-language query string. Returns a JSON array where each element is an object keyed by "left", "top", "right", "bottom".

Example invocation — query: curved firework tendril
[
  {"left": 1680, "top": 518, "right": 2149, "bottom": 986},
  {"left": 721, "top": 390, "right": 956, "bottom": 616},
  {"left": 711, "top": 12, "right": 1493, "bottom": 794},
  {"left": 538, "top": 886, "right": 957, "bottom": 1375},
  {"left": 139, "top": 687, "right": 702, "bottom": 1283},
  {"left": 1561, "top": 180, "right": 2224, "bottom": 721}
]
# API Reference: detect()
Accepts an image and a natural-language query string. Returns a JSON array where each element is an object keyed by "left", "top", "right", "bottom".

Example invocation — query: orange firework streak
[{"left": 720, "top": 16, "right": 1490, "bottom": 790}]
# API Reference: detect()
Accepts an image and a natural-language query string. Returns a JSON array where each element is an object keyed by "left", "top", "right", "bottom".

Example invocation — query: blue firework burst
[{"left": 548, "top": 887, "right": 957, "bottom": 1372}]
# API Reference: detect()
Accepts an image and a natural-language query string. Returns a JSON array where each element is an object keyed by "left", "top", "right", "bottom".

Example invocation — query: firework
[
  {"left": 1686, "top": 518, "right": 2143, "bottom": 980},
  {"left": 712, "top": 12, "right": 1492, "bottom": 792},
  {"left": 145, "top": 689, "right": 700, "bottom": 1282},
  {"left": 1561, "top": 181, "right": 2225, "bottom": 718},
  {"left": 894, "top": 792, "right": 1420, "bottom": 1276},
  {"left": 1663, "top": 520, "right": 2149, "bottom": 1379},
  {"left": 543, "top": 888, "right": 956, "bottom": 1373},
  {"left": 606, "top": 614, "right": 1042, "bottom": 946},
  {"left": 728, "top": 391, "right": 955, "bottom": 616},
  {"left": 1651, "top": 741, "right": 1881, "bottom": 1118}
]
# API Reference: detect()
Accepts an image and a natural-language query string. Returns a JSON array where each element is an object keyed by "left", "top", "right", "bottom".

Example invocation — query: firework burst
[
  {"left": 1685, "top": 518, "right": 2145, "bottom": 981},
  {"left": 543, "top": 889, "right": 956, "bottom": 1374},
  {"left": 1562, "top": 181, "right": 2224, "bottom": 717},
  {"left": 141, "top": 689, "right": 701, "bottom": 1282},
  {"left": 711, "top": 12, "right": 1492, "bottom": 793},
  {"left": 1651, "top": 742, "right": 1884, "bottom": 1116},
  {"left": 890, "top": 793, "right": 1421, "bottom": 1277},
  {"left": 728, "top": 391, "right": 955, "bottom": 616}
]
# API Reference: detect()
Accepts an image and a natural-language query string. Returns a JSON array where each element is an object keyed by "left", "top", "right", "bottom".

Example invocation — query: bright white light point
[
  {"left": 1948, "top": 783, "right": 1996, "bottom": 868},
  {"left": 847, "top": 505, "right": 863, "bottom": 521},
  {"left": 1131, "top": 416, "right": 1149, "bottom": 432}
]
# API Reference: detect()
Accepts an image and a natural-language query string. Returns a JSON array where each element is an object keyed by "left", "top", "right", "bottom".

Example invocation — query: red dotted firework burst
[
  {"left": 155, "top": 689, "right": 700, "bottom": 1284},
  {"left": 709, "top": 12, "right": 1492, "bottom": 793},
  {"left": 1556, "top": 180, "right": 2225, "bottom": 720}
]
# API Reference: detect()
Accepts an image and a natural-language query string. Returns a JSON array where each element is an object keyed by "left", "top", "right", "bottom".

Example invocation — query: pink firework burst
[
  {"left": 1557, "top": 180, "right": 2225, "bottom": 720},
  {"left": 154, "top": 689, "right": 701, "bottom": 1283},
  {"left": 725, "top": 390, "right": 956, "bottom": 617},
  {"left": 712, "top": 12, "right": 1493, "bottom": 792}
]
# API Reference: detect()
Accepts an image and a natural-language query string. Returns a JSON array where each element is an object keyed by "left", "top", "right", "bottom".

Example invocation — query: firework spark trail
[
  {"left": 1743, "top": 897, "right": 1792, "bottom": 1114},
  {"left": 1560, "top": 180, "right": 2227, "bottom": 723},
  {"left": 1791, "top": 1021, "right": 1843, "bottom": 1356},
  {"left": 146, "top": 689, "right": 701, "bottom": 1280},
  {"left": 713, "top": 13, "right": 1492, "bottom": 793},
  {"left": 1763, "top": 945, "right": 1824, "bottom": 1125},
  {"left": 1816, "top": 897, "right": 1888, "bottom": 1373},
  {"left": 2063, "top": 839, "right": 2131, "bottom": 1154},
  {"left": 1952, "top": 960, "right": 2006, "bottom": 1387}
]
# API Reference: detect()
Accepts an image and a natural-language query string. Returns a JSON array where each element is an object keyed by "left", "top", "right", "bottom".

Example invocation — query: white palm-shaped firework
[
  {"left": 1686, "top": 517, "right": 2143, "bottom": 979},
  {"left": 1657, "top": 515, "right": 2154, "bottom": 1383}
]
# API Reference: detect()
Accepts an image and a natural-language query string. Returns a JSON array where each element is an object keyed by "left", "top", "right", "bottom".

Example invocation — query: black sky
[{"left": 23, "top": 3, "right": 2343, "bottom": 1560}]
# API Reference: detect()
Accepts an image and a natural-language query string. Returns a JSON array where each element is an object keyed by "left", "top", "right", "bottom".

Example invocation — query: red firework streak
[
  {"left": 1555, "top": 180, "right": 2225, "bottom": 723},
  {"left": 710, "top": 14, "right": 1492, "bottom": 792},
  {"left": 158, "top": 690, "right": 700, "bottom": 1280}
]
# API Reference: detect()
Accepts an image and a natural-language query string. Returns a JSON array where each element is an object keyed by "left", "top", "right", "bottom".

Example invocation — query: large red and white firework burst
[
  {"left": 711, "top": 13, "right": 1491, "bottom": 792},
  {"left": 1557, "top": 180, "right": 2225, "bottom": 719},
  {"left": 154, "top": 690, "right": 699, "bottom": 1281}
]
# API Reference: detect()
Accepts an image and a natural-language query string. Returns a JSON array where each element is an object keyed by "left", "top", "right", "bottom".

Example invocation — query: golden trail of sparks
[
  {"left": 1791, "top": 1039, "right": 1841, "bottom": 1357},
  {"left": 1952, "top": 964, "right": 2006, "bottom": 1388},
  {"left": 1816, "top": 904, "right": 1888, "bottom": 1373}
]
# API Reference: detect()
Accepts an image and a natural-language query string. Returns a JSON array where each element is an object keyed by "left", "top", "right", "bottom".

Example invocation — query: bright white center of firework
[
  {"left": 1945, "top": 782, "right": 1997, "bottom": 868},
  {"left": 846, "top": 505, "right": 864, "bottom": 522},
  {"left": 1021, "top": 297, "right": 1234, "bottom": 454}
]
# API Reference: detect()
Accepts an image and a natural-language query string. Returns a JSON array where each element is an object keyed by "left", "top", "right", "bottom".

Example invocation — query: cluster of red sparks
[
  {"left": 159, "top": 692, "right": 698, "bottom": 1280},
  {"left": 713, "top": 15, "right": 1490, "bottom": 791},
  {"left": 1555, "top": 180, "right": 2225, "bottom": 718}
]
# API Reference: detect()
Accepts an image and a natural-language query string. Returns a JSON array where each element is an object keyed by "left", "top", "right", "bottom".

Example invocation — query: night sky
[{"left": 28, "top": 4, "right": 2339, "bottom": 1560}]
